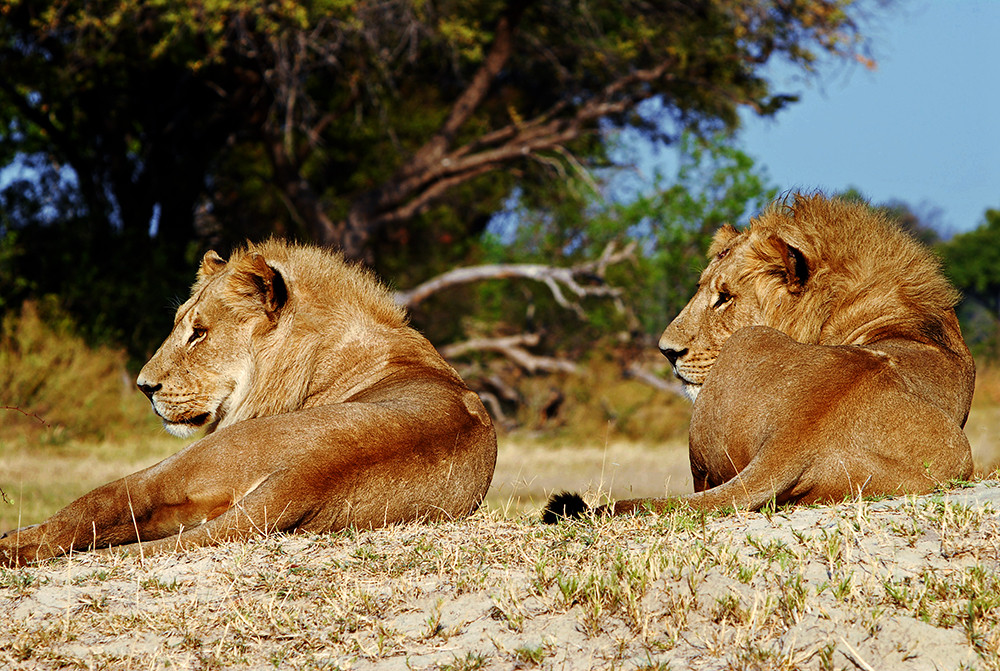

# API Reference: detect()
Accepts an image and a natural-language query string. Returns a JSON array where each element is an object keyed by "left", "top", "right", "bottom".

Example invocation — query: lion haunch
[
  {"left": 546, "top": 193, "right": 975, "bottom": 520},
  {"left": 2, "top": 240, "right": 497, "bottom": 565}
]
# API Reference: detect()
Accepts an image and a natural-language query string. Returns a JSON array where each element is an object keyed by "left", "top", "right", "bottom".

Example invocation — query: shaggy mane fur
[
  {"left": 719, "top": 193, "right": 959, "bottom": 348},
  {"left": 194, "top": 239, "right": 407, "bottom": 328},
  {"left": 192, "top": 239, "right": 410, "bottom": 428}
]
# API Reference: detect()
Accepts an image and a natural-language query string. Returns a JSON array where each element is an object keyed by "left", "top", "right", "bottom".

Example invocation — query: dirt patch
[{"left": 2, "top": 483, "right": 999, "bottom": 670}]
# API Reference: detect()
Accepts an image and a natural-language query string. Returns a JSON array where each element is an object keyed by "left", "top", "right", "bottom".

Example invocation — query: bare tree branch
[
  {"left": 334, "top": 46, "right": 680, "bottom": 254},
  {"left": 483, "top": 373, "right": 521, "bottom": 404},
  {"left": 404, "top": 1, "right": 529, "bottom": 172},
  {"left": 439, "top": 334, "right": 578, "bottom": 375},
  {"left": 476, "top": 390, "right": 511, "bottom": 426},
  {"left": 623, "top": 363, "right": 688, "bottom": 399},
  {"left": 395, "top": 240, "right": 637, "bottom": 316},
  {"left": 253, "top": 0, "right": 834, "bottom": 259}
]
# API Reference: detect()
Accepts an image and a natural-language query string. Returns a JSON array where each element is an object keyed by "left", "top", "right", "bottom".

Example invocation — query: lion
[
  {"left": 544, "top": 193, "right": 975, "bottom": 521},
  {"left": 2, "top": 240, "right": 497, "bottom": 565}
]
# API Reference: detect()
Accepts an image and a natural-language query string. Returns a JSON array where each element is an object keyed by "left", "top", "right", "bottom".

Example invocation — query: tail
[{"left": 541, "top": 491, "right": 590, "bottom": 524}]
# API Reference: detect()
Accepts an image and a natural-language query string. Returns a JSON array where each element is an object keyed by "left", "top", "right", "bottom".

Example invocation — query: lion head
[
  {"left": 659, "top": 193, "right": 962, "bottom": 400},
  {"left": 137, "top": 240, "right": 408, "bottom": 437}
]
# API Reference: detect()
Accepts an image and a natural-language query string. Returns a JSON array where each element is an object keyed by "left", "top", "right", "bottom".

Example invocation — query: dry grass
[
  {"left": 1, "top": 484, "right": 998, "bottom": 670},
  {"left": 2, "top": 414, "right": 999, "bottom": 669},
  {"left": 486, "top": 436, "right": 692, "bottom": 516},
  {"left": 2, "top": 314, "right": 1000, "bottom": 669},
  {"left": 0, "top": 302, "right": 156, "bottom": 443},
  {"left": 970, "top": 366, "right": 1000, "bottom": 477}
]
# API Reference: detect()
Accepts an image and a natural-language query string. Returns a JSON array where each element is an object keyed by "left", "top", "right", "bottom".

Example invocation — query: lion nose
[
  {"left": 658, "top": 343, "right": 687, "bottom": 367},
  {"left": 137, "top": 380, "right": 161, "bottom": 401}
]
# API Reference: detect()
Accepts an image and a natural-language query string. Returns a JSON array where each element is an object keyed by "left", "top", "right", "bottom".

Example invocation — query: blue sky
[{"left": 736, "top": 0, "right": 1000, "bottom": 235}]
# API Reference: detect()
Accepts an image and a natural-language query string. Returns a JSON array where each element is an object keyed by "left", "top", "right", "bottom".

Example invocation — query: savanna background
[
  {"left": 2, "top": 0, "right": 1000, "bottom": 533},
  {"left": 4, "top": 3, "right": 1000, "bottom": 668}
]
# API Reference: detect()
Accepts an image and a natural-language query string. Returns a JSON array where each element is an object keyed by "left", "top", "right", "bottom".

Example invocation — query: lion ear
[
  {"left": 232, "top": 253, "right": 288, "bottom": 319},
  {"left": 765, "top": 235, "right": 810, "bottom": 293},
  {"left": 198, "top": 250, "right": 227, "bottom": 278},
  {"left": 708, "top": 224, "right": 739, "bottom": 258}
]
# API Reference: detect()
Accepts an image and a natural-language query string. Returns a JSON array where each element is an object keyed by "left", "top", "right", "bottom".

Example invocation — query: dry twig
[
  {"left": 394, "top": 240, "right": 637, "bottom": 319},
  {"left": 2, "top": 405, "right": 47, "bottom": 425},
  {"left": 439, "top": 334, "right": 577, "bottom": 375}
]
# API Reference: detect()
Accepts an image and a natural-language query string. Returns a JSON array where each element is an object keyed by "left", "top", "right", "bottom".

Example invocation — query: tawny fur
[
  {"left": 731, "top": 195, "right": 961, "bottom": 348},
  {"left": 2, "top": 240, "right": 497, "bottom": 565},
  {"left": 547, "top": 193, "right": 975, "bottom": 520},
  {"left": 192, "top": 240, "right": 410, "bottom": 427}
]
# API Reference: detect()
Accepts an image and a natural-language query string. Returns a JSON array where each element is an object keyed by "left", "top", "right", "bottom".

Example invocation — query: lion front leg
[
  {"left": 0, "top": 476, "right": 151, "bottom": 565},
  {"left": 0, "top": 450, "right": 255, "bottom": 565}
]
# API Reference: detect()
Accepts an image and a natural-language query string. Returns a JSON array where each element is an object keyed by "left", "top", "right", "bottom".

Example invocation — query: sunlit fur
[
  {"left": 185, "top": 240, "right": 409, "bottom": 429},
  {"left": 1, "top": 239, "right": 497, "bottom": 565},
  {"left": 730, "top": 193, "right": 960, "bottom": 348},
  {"left": 548, "top": 193, "right": 976, "bottom": 520}
]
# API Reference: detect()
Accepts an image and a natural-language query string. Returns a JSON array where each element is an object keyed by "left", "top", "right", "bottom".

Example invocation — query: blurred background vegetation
[{"left": 1, "top": 0, "right": 999, "bottom": 449}]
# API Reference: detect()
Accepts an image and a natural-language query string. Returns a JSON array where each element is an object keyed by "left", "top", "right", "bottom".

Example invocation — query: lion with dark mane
[
  {"left": 2, "top": 240, "right": 497, "bottom": 565},
  {"left": 546, "top": 193, "right": 974, "bottom": 520}
]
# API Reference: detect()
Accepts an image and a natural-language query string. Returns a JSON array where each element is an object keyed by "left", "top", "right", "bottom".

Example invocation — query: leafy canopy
[{"left": 0, "top": 0, "right": 875, "bottom": 354}]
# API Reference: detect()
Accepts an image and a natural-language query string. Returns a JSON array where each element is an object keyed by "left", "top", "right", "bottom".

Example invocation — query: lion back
[{"left": 747, "top": 194, "right": 975, "bottom": 424}]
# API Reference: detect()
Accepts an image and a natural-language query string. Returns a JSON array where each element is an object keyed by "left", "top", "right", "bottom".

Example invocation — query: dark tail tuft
[{"left": 541, "top": 491, "right": 590, "bottom": 524}]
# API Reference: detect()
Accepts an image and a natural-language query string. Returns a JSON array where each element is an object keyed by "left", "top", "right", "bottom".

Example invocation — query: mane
[
  {"left": 201, "top": 238, "right": 410, "bottom": 427},
  {"left": 742, "top": 193, "right": 959, "bottom": 347},
  {"left": 229, "top": 238, "right": 408, "bottom": 329}
]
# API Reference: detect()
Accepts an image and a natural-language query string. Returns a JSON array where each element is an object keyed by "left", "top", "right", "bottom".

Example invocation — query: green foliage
[
  {"left": 941, "top": 209, "right": 1000, "bottom": 308},
  {"left": 939, "top": 209, "right": 1000, "bottom": 357},
  {"left": 412, "top": 133, "right": 776, "bottom": 427},
  {"left": 624, "top": 134, "right": 779, "bottom": 333},
  {"left": 0, "top": 0, "right": 875, "bottom": 357},
  {"left": 0, "top": 231, "right": 32, "bottom": 312},
  {"left": 483, "top": 133, "right": 777, "bottom": 342}
]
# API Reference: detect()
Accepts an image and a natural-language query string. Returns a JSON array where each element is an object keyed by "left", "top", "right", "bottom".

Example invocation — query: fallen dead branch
[
  {"left": 394, "top": 240, "right": 637, "bottom": 320},
  {"left": 439, "top": 334, "right": 578, "bottom": 375},
  {"left": 624, "top": 361, "right": 687, "bottom": 399}
]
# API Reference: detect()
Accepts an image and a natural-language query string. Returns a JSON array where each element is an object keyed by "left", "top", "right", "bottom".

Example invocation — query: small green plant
[
  {"left": 140, "top": 577, "right": 180, "bottom": 594},
  {"left": 555, "top": 572, "right": 580, "bottom": 605},
  {"left": 735, "top": 563, "right": 759, "bottom": 584},
  {"left": 831, "top": 574, "right": 853, "bottom": 602},
  {"left": 817, "top": 642, "right": 837, "bottom": 671},
  {"left": 424, "top": 600, "right": 444, "bottom": 639},
  {"left": 489, "top": 603, "right": 525, "bottom": 633},
  {"left": 746, "top": 535, "right": 796, "bottom": 566},
  {"left": 440, "top": 652, "right": 490, "bottom": 671},
  {"left": 777, "top": 574, "right": 808, "bottom": 625},
  {"left": 514, "top": 644, "right": 547, "bottom": 667},
  {"left": 712, "top": 593, "right": 746, "bottom": 625}
]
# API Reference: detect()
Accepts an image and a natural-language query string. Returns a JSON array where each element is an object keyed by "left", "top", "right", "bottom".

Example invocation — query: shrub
[{"left": 0, "top": 300, "right": 155, "bottom": 441}]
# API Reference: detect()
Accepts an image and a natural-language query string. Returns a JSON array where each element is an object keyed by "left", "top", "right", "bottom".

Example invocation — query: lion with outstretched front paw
[
  {"left": 3, "top": 240, "right": 496, "bottom": 565},
  {"left": 545, "top": 193, "right": 974, "bottom": 521}
]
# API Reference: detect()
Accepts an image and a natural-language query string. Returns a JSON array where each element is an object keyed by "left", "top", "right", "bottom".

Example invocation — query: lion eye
[
  {"left": 713, "top": 292, "right": 732, "bottom": 309},
  {"left": 188, "top": 327, "right": 207, "bottom": 344}
]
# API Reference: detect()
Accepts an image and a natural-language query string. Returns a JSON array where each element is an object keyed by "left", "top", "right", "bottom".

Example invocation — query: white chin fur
[
  {"left": 163, "top": 421, "right": 201, "bottom": 439},
  {"left": 683, "top": 384, "right": 701, "bottom": 402}
]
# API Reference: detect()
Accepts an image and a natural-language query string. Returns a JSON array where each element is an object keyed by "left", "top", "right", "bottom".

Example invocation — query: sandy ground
[{"left": 2, "top": 481, "right": 999, "bottom": 670}]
